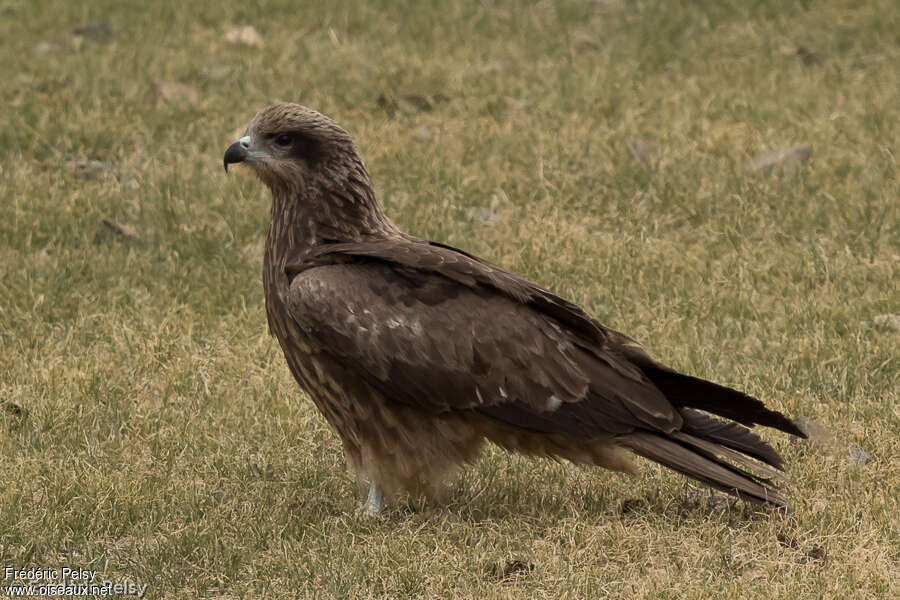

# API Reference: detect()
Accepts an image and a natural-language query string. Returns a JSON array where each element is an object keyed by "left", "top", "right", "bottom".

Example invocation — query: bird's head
[{"left": 224, "top": 103, "right": 359, "bottom": 192}]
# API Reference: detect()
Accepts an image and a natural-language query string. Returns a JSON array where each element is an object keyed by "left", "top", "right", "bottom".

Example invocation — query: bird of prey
[{"left": 224, "top": 103, "right": 805, "bottom": 515}]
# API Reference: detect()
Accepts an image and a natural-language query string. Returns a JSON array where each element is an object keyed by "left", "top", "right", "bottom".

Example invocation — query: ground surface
[{"left": 2, "top": 1, "right": 898, "bottom": 598}]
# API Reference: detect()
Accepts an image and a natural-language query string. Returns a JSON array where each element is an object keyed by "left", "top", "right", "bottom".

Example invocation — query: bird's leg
[{"left": 360, "top": 481, "right": 384, "bottom": 516}]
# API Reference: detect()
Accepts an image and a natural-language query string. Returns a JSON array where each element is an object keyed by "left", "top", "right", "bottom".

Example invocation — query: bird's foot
[{"left": 358, "top": 481, "right": 384, "bottom": 517}]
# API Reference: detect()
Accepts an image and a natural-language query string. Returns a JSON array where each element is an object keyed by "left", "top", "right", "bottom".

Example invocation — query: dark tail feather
[
  {"left": 641, "top": 366, "right": 807, "bottom": 439},
  {"left": 678, "top": 407, "right": 787, "bottom": 470},
  {"left": 619, "top": 430, "right": 787, "bottom": 506}
]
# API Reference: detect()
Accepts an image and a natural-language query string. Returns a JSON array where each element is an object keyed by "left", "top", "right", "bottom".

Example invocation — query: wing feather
[{"left": 285, "top": 257, "right": 680, "bottom": 438}]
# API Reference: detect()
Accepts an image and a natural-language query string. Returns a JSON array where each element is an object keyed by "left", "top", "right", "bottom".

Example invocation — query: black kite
[{"left": 223, "top": 104, "right": 805, "bottom": 515}]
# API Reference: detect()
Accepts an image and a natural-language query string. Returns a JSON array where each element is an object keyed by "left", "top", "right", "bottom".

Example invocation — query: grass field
[{"left": 2, "top": 0, "right": 898, "bottom": 597}]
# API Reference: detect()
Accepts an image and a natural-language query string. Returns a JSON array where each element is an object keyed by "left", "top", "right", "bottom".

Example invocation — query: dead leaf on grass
[
  {"left": 33, "top": 41, "right": 64, "bottom": 55},
  {"left": 750, "top": 145, "right": 812, "bottom": 175},
  {"left": 93, "top": 219, "right": 141, "bottom": 245},
  {"left": 871, "top": 314, "right": 900, "bottom": 332},
  {"left": 411, "top": 126, "right": 431, "bottom": 141},
  {"left": 72, "top": 21, "right": 117, "bottom": 43},
  {"left": 376, "top": 92, "right": 449, "bottom": 117},
  {"left": 796, "top": 46, "right": 824, "bottom": 66},
  {"left": 846, "top": 446, "right": 870, "bottom": 467},
  {"left": 792, "top": 416, "right": 835, "bottom": 447},
  {"left": 466, "top": 206, "right": 500, "bottom": 225},
  {"left": 224, "top": 25, "right": 263, "bottom": 47},
  {"left": 35, "top": 77, "right": 72, "bottom": 94},
  {"left": 628, "top": 139, "right": 663, "bottom": 169},
  {"left": 66, "top": 159, "right": 110, "bottom": 180},
  {"left": 147, "top": 80, "right": 200, "bottom": 107}
]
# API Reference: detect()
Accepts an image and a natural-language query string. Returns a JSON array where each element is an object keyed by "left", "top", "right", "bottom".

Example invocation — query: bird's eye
[{"left": 274, "top": 133, "right": 293, "bottom": 147}]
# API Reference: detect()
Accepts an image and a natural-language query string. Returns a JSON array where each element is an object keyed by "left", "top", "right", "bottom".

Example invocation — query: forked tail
[{"left": 619, "top": 367, "right": 805, "bottom": 506}]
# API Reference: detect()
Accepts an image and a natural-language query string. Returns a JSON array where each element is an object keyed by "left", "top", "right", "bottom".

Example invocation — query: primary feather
[{"left": 224, "top": 103, "right": 805, "bottom": 509}]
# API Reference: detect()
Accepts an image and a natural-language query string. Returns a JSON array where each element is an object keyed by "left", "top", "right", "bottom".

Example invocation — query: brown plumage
[{"left": 223, "top": 103, "right": 806, "bottom": 512}]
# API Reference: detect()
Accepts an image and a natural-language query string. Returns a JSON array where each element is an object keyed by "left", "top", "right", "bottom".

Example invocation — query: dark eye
[{"left": 274, "top": 133, "right": 293, "bottom": 147}]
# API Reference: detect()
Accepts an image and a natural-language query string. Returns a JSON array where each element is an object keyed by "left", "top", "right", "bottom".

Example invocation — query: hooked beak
[{"left": 223, "top": 136, "right": 252, "bottom": 172}]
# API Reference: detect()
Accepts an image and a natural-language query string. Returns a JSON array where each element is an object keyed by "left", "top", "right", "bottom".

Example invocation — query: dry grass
[{"left": 2, "top": 0, "right": 898, "bottom": 598}]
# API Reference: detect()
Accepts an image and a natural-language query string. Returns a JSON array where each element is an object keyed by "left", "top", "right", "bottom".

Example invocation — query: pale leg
[{"left": 360, "top": 481, "right": 384, "bottom": 516}]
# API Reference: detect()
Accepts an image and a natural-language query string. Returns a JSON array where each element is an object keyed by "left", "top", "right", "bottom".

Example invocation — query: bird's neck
[{"left": 263, "top": 168, "right": 398, "bottom": 273}]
